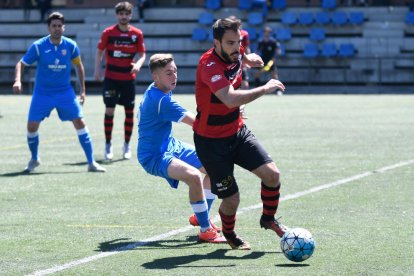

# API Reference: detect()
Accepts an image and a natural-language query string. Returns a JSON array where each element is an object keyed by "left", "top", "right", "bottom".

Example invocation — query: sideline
[{"left": 28, "top": 159, "right": 414, "bottom": 276}]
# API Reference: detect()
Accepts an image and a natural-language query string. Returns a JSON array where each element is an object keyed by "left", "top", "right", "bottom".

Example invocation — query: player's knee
[
  {"left": 262, "top": 168, "right": 280, "bottom": 187},
  {"left": 223, "top": 192, "right": 240, "bottom": 209}
]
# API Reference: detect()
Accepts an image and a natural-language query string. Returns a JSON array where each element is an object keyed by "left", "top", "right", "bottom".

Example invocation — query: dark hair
[
  {"left": 47, "top": 12, "right": 64, "bottom": 26},
  {"left": 149, "top": 53, "right": 174, "bottom": 72},
  {"left": 115, "top": 1, "right": 133, "bottom": 14},
  {"left": 212, "top": 18, "right": 241, "bottom": 42}
]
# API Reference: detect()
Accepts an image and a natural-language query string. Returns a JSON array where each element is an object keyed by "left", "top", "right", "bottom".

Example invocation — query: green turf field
[{"left": 1, "top": 94, "right": 413, "bottom": 275}]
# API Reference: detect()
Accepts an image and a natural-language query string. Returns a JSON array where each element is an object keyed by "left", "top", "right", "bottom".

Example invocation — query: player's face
[
  {"left": 215, "top": 29, "right": 241, "bottom": 63},
  {"left": 116, "top": 10, "right": 132, "bottom": 26},
  {"left": 153, "top": 61, "right": 178, "bottom": 93},
  {"left": 48, "top": 19, "right": 64, "bottom": 40}
]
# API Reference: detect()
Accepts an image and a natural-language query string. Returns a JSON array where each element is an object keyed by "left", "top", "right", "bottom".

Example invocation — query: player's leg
[
  {"left": 103, "top": 79, "right": 118, "bottom": 160},
  {"left": 119, "top": 80, "right": 135, "bottom": 160},
  {"left": 25, "top": 121, "right": 41, "bottom": 172},
  {"left": 167, "top": 158, "right": 226, "bottom": 243}
]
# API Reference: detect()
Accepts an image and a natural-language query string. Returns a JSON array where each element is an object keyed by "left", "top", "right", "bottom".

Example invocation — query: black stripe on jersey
[
  {"left": 107, "top": 50, "right": 135, "bottom": 59},
  {"left": 108, "top": 36, "right": 135, "bottom": 45},
  {"left": 210, "top": 93, "right": 223, "bottom": 104},
  {"left": 107, "top": 64, "right": 133, "bottom": 73},
  {"left": 207, "top": 109, "right": 240, "bottom": 126}
]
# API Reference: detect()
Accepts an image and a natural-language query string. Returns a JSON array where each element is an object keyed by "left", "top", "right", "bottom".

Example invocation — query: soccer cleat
[
  {"left": 122, "top": 142, "right": 131, "bottom": 159},
  {"left": 260, "top": 217, "right": 289, "bottom": 238},
  {"left": 105, "top": 143, "right": 113, "bottom": 160},
  {"left": 198, "top": 227, "right": 227, "bottom": 243},
  {"left": 87, "top": 161, "right": 107, "bottom": 173},
  {"left": 25, "top": 159, "right": 40, "bottom": 172},
  {"left": 224, "top": 232, "right": 251, "bottom": 250},
  {"left": 189, "top": 214, "right": 222, "bottom": 233}
]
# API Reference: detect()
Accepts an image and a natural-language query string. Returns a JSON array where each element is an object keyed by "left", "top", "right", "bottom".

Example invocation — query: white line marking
[{"left": 28, "top": 159, "right": 414, "bottom": 276}]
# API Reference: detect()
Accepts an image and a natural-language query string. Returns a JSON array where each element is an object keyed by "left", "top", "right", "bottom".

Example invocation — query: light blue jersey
[
  {"left": 137, "top": 83, "right": 202, "bottom": 188},
  {"left": 22, "top": 35, "right": 79, "bottom": 95}
]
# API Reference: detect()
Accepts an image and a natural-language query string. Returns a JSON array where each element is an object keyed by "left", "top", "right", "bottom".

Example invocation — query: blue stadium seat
[
  {"left": 275, "top": 28, "right": 292, "bottom": 41},
  {"left": 349, "top": 12, "right": 364, "bottom": 25},
  {"left": 309, "top": 28, "right": 325, "bottom": 41},
  {"left": 205, "top": 0, "right": 221, "bottom": 10},
  {"left": 339, "top": 43, "right": 356, "bottom": 57},
  {"left": 299, "top": 12, "right": 314, "bottom": 25},
  {"left": 332, "top": 11, "right": 348, "bottom": 26},
  {"left": 198, "top": 12, "right": 214, "bottom": 25},
  {"left": 321, "top": 0, "right": 336, "bottom": 9},
  {"left": 315, "top": 11, "right": 330, "bottom": 25},
  {"left": 281, "top": 12, "right": 297, "bottom": 25},
  {"left": 192, "top": 28, "right": 208, "bottom": 41},
  {"left": 244, "top": 27, "right": 258, "bottom": 41},
  {"left": 238, "top": 0, "right": 253, "bottom": 10},
  {"left": 278, "top": 43, "right": 286, "bottom": 56},
  {"left": 272, "top": 0, "right": 286, "bottom": 10},
  {"left": 248, "top": 12, "right": 264, "bottom": 25},
  {"left": 252, "top": 0, "right": 269, "bottom": 16},
  {"left": 304, "top": 43, "right": 319, "bottom": 58},
  {"left": 321, "top": 43, "right": 337, "bottom": 57},
  {"left": 406, "top": 12, "right": 414, "bottom": 25}
]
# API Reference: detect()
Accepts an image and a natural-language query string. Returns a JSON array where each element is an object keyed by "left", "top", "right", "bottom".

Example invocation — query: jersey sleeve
[
  {"left": 71, "top": 42, "right": 81, "bottom": 60},
  {"left": 97, "top": 29, "right": 108, "bottom": 50},
  {"left": 21, "top": 43, "right": 39, "bottom": 66},
  {"left": 159, "top": 96, "right": 187, "bottom": 122},
  {"left": 200, "top": 62, "right": 230, "bottom": 94},
  {"left": 136, "top": 30, "right": 146, "bottom": 53}
]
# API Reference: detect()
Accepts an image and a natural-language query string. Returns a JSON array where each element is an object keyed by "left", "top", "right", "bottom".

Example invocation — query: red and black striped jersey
[
  {"left": 241, "top": 29, "right": 249, "bottom": 49},
  {"left": 193, "top": 48, "right": 244, "bottom": 138},
  {"left": 97, "top": 24, "right": 146, "bottom": 81}
]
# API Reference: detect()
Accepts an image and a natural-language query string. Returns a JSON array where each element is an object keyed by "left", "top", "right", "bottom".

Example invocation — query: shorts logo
[
  {"left": 211, "top": 75, "right": 222, "bottom": 83},
  {"left": 216, "top": 176, "right": 234, "bottom": 192},
  {"left": 104, "top": 90, "right": 116, "bottom": 98}
]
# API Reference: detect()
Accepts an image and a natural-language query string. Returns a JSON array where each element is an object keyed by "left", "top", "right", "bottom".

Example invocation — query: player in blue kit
[
  {"left": 137, "top": 53, "right": 225, "bottom": 243},
  {"left": 12, "top": 12, "right": 106, "bottom": 173}
]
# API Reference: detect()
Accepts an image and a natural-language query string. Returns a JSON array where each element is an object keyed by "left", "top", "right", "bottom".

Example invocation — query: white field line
[{"left": 28, "top": 159, "right": 414, "bottom": 276}]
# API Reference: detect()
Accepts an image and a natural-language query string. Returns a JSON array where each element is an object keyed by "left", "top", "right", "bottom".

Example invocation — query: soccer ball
[{"left": 280, "top": 228, "right": 315, "bottom": 262}]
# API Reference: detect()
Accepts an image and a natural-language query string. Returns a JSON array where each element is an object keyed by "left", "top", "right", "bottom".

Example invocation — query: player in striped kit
[{"left": 94, "top": 1, "right": 146, "bottom": 160}]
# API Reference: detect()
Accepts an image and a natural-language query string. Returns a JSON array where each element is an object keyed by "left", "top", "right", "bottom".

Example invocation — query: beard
[{"left": 220, "top": 45, "right": 239, "bottom": 64}]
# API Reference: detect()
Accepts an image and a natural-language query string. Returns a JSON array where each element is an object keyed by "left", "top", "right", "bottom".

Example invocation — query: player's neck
[
  {"left": 117, "top": 23, "right": 129, "bottom": 32},
  {"left": 50, "top": 37, "right": 62, "bottom": 45}
]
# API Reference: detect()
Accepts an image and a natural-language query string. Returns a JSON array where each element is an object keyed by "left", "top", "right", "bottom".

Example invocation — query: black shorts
[
  {"left": 194, "top": 124, "right": 273, "bottom": 199},
  {"left": 103, "top": 78, "right": 136, "bottom": 108}
]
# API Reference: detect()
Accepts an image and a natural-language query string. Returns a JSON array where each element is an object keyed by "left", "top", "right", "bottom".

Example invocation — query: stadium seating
[
  {"left": 272, "top": 0, "right": 286, "bottom": 10},
  {"left": 244, "top": 27, "right": 258, "bottom": 41},
  {"left": 304, "top": 43, "right": 319, "bottom": 58},
  {"left": 315, "top": 11, "right": 330, "bottom": 25},
  {"left": 192, "top": 28, "right": 208, "bottom": 41},
  {"left": 321, "top": 0, "right": 336, "bottom": 9},
  {"left": 406, "top": 12, "right": 414, "bottom": 25},
  {"left": 247, "top": 12, "right": 264, "bottom": 25},
  {"left": 281, "top": 12, "right": 297, "bottom": 25},
  {"left": 198, "top": 12, "right": 214, "bottom": 26},
  {"left": 339, "top": 43, "right": 356, "bottom": 57},
  {"left": 309, "top": 28, "right": 326, "bottom": 41},
  {"left": 321, "top": 43, "right": 337, "bottom": 57},
  {"left": 275, "top": 28, "right": 292, "bottom": 41},
  {"left": 238, "top": 0, "right": 253, "bottom": 10},
  {"left": 332, "top": 11, "right": 348, "bottom": 26},
  {"left": 299, "top": 12, "right": 314, "bottom": 25},
  {"left": 205, "top": 0, "right": 221, "bottom": 10},
  {"left": 349, "top": 12, "right": 365, "bottom": 25}
]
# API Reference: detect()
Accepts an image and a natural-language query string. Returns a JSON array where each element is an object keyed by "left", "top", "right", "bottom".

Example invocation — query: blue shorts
[
  {"left": 138, "top": 137, "right": 202, "bottom": 189},
  {"left": 28, "top": 89, "right": 83, "bottom": 122}
]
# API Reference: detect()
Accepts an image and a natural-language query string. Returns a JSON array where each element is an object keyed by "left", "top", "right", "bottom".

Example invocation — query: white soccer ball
[{"left": 280, "top": 228, "right": 315, "bottom": 262}]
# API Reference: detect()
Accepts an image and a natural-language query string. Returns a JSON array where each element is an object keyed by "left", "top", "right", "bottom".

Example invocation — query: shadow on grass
[
  {"left": 64, "top": 158, "right": 126, "bottom": 167},
  {"left": 96, "top": 237, "right": 269, "bottom": 270},
  {"left": 276, "top": 263, "right": 310, "bottom": 267}
]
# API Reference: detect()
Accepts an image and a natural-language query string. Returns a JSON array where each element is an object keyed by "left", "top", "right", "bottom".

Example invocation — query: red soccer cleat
[
  {"left": 198, "top": 227, "right": 227, "bottom": 243},
  {"left": 189, "top": 214, "right": 222, "bottom": 233}
]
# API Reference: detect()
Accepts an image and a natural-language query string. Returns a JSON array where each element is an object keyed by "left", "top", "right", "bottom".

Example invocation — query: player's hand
[
  {"left": 245, "top": 53, "right": 264, "bottom": 68},
  {"left": 79, "top": 91, "right": 85, "bottom": 105},
  {"left": 263, "top": 79, "right": 285, "bottom": 94},
  {"left": 131, "top": 62, "right": 141, "bottom": 74},
  {"left": 13, "top": 81, "right": 22, "bottom": 94}
]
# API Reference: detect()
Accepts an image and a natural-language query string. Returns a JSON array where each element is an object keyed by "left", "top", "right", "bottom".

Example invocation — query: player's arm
[
  {"left": 131, "top": 52, "right": 146, "bottom": 74},
  {"left": 94, "top": 49, "right": 104, "bottom": 81},
  {"left": 13, "top": 60, "right": 25, "bottom": 94},
  {"left": 181, "top": 111, "right": 196, "bottom": 127},
  {"left": 72, "top": 56, "right": 86, "bottom": 104},
  {"left": 215, "top": 80, "right": 285, "bottom": 109}
]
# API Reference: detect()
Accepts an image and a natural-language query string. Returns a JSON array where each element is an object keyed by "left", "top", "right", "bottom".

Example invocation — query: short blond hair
[{"left": 149, "top": 53, "right": 174, "bottom": 72}]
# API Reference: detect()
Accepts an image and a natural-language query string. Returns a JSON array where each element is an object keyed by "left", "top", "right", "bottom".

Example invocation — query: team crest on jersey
[
  {"left": 131, "top": 35, "right": 137, "bottom": 42},
  {"left": 61, "top": 49, "right": 67, "bottom": 56},
  {"left": 211, "top": 74, "right": 222, "bottom": 83}
]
